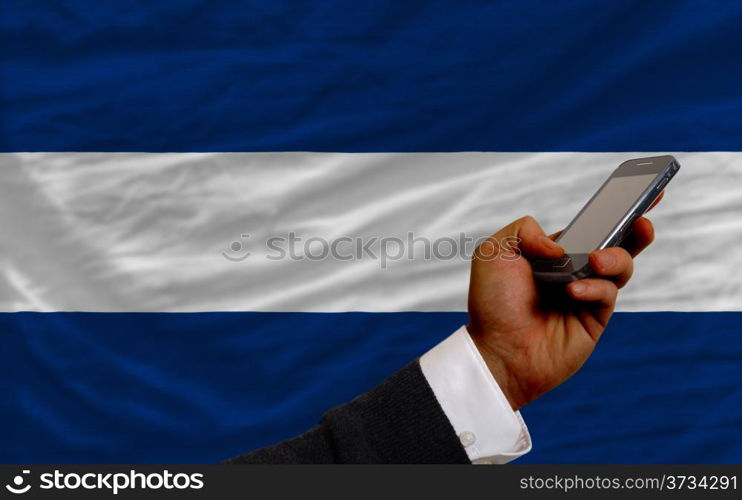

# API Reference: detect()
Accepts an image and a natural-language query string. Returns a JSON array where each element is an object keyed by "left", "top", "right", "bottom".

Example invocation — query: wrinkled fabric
[{"left": 1, "top": 1, "right": 741, "bottom": 463}]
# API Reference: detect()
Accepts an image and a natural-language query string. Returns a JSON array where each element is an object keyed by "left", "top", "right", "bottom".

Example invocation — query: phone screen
[{"left": 556, "top": 173, "right": 657, "bottom": 254}]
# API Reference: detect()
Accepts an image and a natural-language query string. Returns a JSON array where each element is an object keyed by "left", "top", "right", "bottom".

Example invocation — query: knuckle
[
  {"left": 597, "top": 279, "right": 618, "bottom": 298},
  {"left": 518, "top": 215, "right": 536, "bottom": 226},
  {"left": 510, "top": 215, "right": 540, "bottom": 236},
  {"left": 608, "top": 246, "right": 632, "bottom": 265},
  {"left": 473, "top": 236, "right": 500, "bottom": 261}
]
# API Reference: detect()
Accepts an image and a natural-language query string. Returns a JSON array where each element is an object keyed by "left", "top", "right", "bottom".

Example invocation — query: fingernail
[
  {"left": 571, "top": 282, "right": 586, "bottom": 295},
  {"left": 540, "top": 236, "right": 558, "bottom": 250},
  {"left": 596, "top": 252, "right": 615, "bottom": 269}
]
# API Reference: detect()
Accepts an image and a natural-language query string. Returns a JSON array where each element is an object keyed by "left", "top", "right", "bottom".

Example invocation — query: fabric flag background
[{"left": 2, "top": 1, "right": 741, "bottom": 463}]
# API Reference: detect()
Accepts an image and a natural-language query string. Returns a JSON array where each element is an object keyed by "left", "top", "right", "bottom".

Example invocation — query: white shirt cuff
[{"left": 419, "top": 325, "right": 532, "bottom": 464}]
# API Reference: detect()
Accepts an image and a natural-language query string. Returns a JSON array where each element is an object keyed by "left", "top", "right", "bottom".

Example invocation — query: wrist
[{"left": 466, "top": 324, "right": 527, "bottom": 411}]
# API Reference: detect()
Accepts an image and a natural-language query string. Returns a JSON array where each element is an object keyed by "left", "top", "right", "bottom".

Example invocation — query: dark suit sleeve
[{"left": 224, "top": 360, "right": 471, "bottom": 464}]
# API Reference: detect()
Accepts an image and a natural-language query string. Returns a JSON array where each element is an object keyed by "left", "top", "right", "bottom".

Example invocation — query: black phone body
[{"left": 532, "top": 155, "right": 680, "bottom": 283}]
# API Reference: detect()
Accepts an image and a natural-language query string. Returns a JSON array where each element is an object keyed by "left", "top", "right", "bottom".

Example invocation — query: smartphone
[{"left": 532, "top": 155, "right": 679, "bottom": 283}]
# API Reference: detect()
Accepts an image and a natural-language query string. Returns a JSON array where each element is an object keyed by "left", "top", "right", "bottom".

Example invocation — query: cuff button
[{"left": 459, "top": 431, "right": 476, "bottom": 447}]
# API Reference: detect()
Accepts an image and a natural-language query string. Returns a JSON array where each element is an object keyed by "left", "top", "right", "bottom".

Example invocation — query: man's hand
[{"left": 467, "top": 214, "right": 656, "bottom": 411}]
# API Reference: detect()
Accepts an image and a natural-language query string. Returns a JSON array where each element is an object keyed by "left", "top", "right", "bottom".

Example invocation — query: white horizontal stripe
[{"left": 1, "top": 152, "right": 739, "bottom": 312}]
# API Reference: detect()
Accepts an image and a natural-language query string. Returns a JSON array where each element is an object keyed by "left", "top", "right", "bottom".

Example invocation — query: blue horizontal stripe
[
  {"left": 1, "top": 311, "right": 740, "bottom": 463},
  {"left": 3, "top": 1, "right": 742, "bottom": 151}
]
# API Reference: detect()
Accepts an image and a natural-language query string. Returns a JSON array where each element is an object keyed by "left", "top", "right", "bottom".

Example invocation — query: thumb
[{"left": 497, "top": 215, "right": 564, "bottom": 260}]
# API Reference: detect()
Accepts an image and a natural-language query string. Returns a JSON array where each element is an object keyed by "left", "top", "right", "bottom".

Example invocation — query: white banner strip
[{"left": 1, "top": 152, "right": 739, "bottom": 312}]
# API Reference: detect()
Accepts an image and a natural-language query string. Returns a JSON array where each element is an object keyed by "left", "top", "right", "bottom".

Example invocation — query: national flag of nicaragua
[{"left": 2, "top": 1, "right": 740, "bottom": 463}]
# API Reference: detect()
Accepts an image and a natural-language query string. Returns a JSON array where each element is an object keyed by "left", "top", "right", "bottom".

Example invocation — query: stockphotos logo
[
  {"left": 5, "top": 470, "right": 31, "bottom": 494},
  {"left": 3, "top": 469, "right": 204, "bottom": 495}
]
